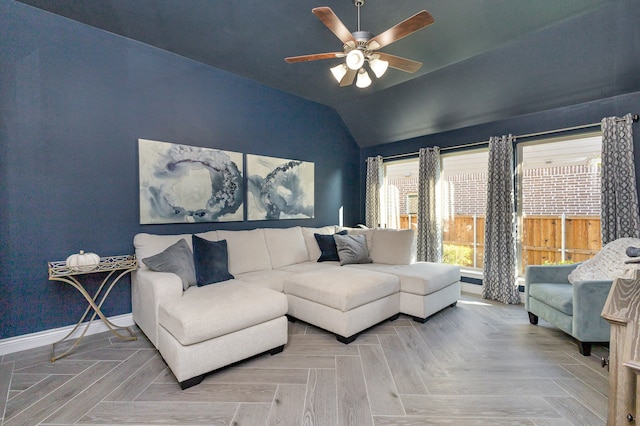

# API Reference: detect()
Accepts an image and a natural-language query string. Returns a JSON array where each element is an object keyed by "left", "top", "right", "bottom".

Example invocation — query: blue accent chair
[{"left": 524, "top": 263, "right": 612, "bottom": 356}]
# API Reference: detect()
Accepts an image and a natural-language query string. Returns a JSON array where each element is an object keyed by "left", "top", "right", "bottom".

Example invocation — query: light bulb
[
  {"left": 356, "top": 68, "right": 371, "bottom": 88},
  {"left": 369, "top": 58, "right": 389, "bottom": 78},
  {"left": 346, "top": 49, "right": 365, "bottom": 70},
  {"left": 330, "top": 63, "right": 348, "bottom": 83}
]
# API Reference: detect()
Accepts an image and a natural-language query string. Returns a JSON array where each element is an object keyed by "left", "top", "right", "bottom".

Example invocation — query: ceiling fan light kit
[
  {"left": 356, "top": 68, "right": 372, "bottom": 88},
  {"left": 284, "top": 0, "right": 434, "bottom": 89},
  {"left": 330, "top": 63, "right": 348, "bottom": 83},
  {"left": 369, "top": 57, "right": 389, "bottom": 78},
  {"left": 346, "top": 49, "right": 365, "bottom": 70}
]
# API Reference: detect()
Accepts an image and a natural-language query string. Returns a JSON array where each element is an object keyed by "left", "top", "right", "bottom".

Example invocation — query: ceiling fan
[{"left": 285, "top": 0, "right": 434, "bottom": 88}]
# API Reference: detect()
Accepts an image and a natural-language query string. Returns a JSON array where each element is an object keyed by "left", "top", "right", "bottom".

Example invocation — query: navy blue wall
[{"left": 0, "top": 1, "right": 360, "bottom": 338}]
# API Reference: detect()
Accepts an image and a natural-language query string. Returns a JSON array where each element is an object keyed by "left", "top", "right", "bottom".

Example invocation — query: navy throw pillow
[
  {"left": 314, "top": 230, "right": 348, "bottom": 262},
  {"left": 192, "top": 235, "right": 234, "bottom": 286}
]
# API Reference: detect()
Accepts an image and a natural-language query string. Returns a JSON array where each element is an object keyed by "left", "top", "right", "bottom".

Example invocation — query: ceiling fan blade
[
  {"left": 285, "top": 52, "right": 345, "bottom": 63},
  {"left": 312, "top": 7, "right": 356, "bottom": 45},
  {"left": 368, "top": 10, "right": 434, "bottom": 50},
  {"left": 340, "top": 68, "right": 357, "bottom": 87},
  {"left": 376, "top": 52, "right": 423, "bottom": 73}
]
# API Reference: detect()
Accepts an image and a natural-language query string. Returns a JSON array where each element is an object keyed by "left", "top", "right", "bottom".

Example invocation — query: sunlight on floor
[{"left": 458, "top": 299, "right": 492, "bottom": 306}]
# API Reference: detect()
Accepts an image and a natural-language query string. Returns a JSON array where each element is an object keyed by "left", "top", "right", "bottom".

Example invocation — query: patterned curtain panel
[
  {"left": 417, "top": 147, "right": 442, "bottom": 262},
  {"left": 601, "top": 114, "right": 640, "bottom": 244},
  {"left": 482, "top": 135, "right": 520, "bottom": 304},
  {"left": 365, "top": 156, "right": 383, "bottom": 228}
]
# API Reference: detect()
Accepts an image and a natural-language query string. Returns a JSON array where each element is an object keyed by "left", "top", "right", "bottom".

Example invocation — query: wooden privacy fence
[
  {"left": 428, "top": 214, "right": 601, "bottom": 273},
  {"left": 442, "top": 215, "right": 485, "bottom": 269},
  {"left": 521, "top": 215, "right": 601, "bottom": 270}
]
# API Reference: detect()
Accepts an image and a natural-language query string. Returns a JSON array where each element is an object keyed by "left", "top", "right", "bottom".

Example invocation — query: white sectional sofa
[{"left": 132, "top": 225, "right": 460, "bottom": 389}]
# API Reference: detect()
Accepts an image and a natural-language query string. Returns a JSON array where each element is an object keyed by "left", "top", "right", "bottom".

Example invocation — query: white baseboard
[
  {"left": 461, "top": 282, "right": 525, "bottom": 303},
  {"left": 0, "top": 313, "right": 135, "bottom": 357},
  {"left": 462, "top": 282, "right": 482, "bottom": 295}
]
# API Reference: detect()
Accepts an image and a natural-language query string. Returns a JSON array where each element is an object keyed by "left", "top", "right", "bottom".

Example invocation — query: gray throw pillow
[
  {"left": 334, "top": 234, "right": 372, "bottom": 266},
  {"left": 142, "top": 238, "right": 196, "bottom": 291}
]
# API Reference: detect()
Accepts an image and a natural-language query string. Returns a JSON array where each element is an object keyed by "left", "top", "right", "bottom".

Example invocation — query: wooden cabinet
[{"left": 602, "top": 269, "right": 640, "bottom": 425}]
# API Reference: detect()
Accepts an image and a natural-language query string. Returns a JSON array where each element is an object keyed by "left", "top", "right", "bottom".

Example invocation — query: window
[
  {"left": 441, "top": 150, "right": 489, "bottom": 270},
  {"left": 382, "top": 159, "right": 418, "bottom": 229},
  {"left": 382, "top": 150, "right": 490, "bottom": 270},
  {"left": 381, "top": 132, "right": 602, "bottom": 276},
  {"left": 517, "top": 133, "right": 602, "bottom": 273}
]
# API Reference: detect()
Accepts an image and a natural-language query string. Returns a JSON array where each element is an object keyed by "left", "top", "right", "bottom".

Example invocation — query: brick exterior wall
[
  {"left": 521, "top": 164, "right": 600, "bottom": 215},
  {"left": 442, "top": 173, "right": 487, "bottom": 215},
  {"left": 388, "top": 178, "right": 418, "bottom": 214},
  {"left": 387, "top": 164, "right": 600, "bottom": 216}
]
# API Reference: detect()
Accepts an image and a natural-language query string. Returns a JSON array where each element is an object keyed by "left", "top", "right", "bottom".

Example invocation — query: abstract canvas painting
[
  {"left": 246, "top": 154, "right": 314, "bottom": 220},
  {"left": 139, "top": 139, "right": 243, "bottom": 224}
]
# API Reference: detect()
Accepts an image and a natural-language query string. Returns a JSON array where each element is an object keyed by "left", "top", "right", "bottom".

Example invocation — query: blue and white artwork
[
  {"left": 139, "top": 139, "right": 243, "bottom": 224},
  {"left": 247, "top": 154, "right": 314, "bottom": 220}
]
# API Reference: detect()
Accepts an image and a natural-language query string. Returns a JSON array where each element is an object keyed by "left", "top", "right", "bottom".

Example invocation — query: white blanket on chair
[{"left": 568, "top": 237, "right": 640, "bottom": 283}]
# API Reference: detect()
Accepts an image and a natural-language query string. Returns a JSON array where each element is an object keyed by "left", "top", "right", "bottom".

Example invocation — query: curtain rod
[{"left": 380, "top": 113, "right": 639, "bottom": 162}]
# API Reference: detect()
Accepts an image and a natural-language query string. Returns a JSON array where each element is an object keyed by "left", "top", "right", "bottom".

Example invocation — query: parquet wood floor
[{"left": 0, "top": 294, "right": 609, "bottom": 425}]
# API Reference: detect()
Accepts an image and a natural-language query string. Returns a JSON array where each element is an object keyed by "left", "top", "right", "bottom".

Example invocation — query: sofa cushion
[
  {"left": 141, "top": 238, "right": 197, "bottom": 291},
  {"left": 277, "top": 261, "right": 340, "bottom": 274},
  {"left": 134, "top": 233, "right": 194, "bottom": 265},
  {"left": 315, "top": 230, "right": 347, "bottom": 262},
  {"left": 234, "top": 269, "right": 294, "bottom": 292},
  {"left": 369, "top": 228, "right": 415, "bottom": 265},
  {"left": 217, "top": 229, "right": 272, "bottom": 275},
  {"left": 192, "top": 236, "right": 234, "bottom": 286},
  {"left": 334, "top": 234, "right": 372, "bottom": 265},
  {"left": 302, "top": 226, "right": 337, "bottom": 261},
  {"left": 528, "top": 283, "right": 574, "bottom": 316},
  {"left": 193, "top": 230, "right": 219, "bottom": 242},
  {"left": 159, "top": 281, "right": 288, "bottom": 346},
  {"left": 264, "top": 227, "right": 309, "bottom": 269},
  {"left": 284, "top": 268, "right": 399, "bottom": 312},
  {"left": 347, "top": 262, "right": 460, "bottom": 296}
]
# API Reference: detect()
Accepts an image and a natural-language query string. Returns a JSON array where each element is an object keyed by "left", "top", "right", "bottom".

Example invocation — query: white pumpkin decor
[{"left": 66, "top": 250, "right": 101, "bottom": 271}]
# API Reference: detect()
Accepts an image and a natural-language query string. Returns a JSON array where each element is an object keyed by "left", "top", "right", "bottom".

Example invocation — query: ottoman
[
  {"left": 348, "top": 262, "right": 461, "bottom": 322},
  {"left": 157, "top": 281, "right": 288, "bottom": 389},
  {"left": 284, "top": 267, "right": 400, "bottom": 343}
]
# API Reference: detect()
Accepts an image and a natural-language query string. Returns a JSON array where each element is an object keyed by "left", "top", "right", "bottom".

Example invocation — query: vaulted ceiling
[{"left": 15, "top": 0, "right": 640, "bottom": 147}]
